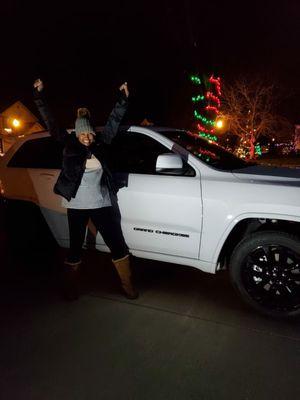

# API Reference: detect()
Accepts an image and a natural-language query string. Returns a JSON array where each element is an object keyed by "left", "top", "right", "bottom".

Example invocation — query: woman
[{"left": 33, "top": 78, "right": 138, "bottom": 300}]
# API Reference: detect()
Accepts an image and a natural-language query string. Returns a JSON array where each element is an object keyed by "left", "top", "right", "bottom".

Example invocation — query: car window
[
  {"left": 8, "top": 137, "right": 63, "bottom": 169},
  {"left": 107, "top": 131, "right": 195, "bottom": 176},
  {"left": 160, "top": 130, "right": 255, "bottom": 170}
]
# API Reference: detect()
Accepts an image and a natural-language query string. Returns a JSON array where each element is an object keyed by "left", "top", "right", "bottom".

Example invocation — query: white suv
[{"left": 1, "top": 126, "right": 300, "bottom": 318}]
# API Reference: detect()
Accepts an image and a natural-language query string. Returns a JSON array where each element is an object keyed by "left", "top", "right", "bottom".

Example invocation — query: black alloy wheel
[{"left": 230, "top": 231, "right": 300, "bottom": 318}]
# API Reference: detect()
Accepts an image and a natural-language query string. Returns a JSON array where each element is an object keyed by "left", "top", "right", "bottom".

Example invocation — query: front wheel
[{"left": 230, "top": 231, "right": 300, "bottom": 318}]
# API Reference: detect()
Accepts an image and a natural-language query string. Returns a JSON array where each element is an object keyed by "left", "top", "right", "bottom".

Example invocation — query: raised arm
[
  {"left": 33, "top": 79, "right": 68, "bottom": 142},
  {"left": 99, "top": 82, "right": 129, "bottom": 144}
]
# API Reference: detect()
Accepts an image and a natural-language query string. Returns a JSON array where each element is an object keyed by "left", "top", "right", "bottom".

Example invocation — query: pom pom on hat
[{"left": 77, "top": 107, "right": 91, "bottom": 118}]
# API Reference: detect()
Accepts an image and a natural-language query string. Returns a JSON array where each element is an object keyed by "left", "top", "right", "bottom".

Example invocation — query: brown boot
[
  {"left": 112, "top": 255, "right": 139, "bottom": 299},
  {"left": 62, "top": 260, "right": 81, "bottom": 301}
]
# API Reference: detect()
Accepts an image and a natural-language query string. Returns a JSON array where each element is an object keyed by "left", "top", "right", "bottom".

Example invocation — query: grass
[{"left": 255, "top": 154, "right": 300, "bottom": 168}]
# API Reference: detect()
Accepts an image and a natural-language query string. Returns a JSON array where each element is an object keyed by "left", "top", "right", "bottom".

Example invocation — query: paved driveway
[{"left": 0, "top": 203, "right": 299, "bottom": 399}]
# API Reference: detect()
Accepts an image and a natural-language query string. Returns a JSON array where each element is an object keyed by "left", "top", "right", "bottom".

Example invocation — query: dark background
[{"left": 1, "top": 0, "right": 299, "bottom": 128}]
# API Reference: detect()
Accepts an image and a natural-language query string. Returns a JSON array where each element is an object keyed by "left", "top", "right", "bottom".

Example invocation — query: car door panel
[
  {"left": 92, "top": 130, "right": 203, "bottom": 259},
  {"left": 117, "top": 174, "right": 202, "bottom": 258}
]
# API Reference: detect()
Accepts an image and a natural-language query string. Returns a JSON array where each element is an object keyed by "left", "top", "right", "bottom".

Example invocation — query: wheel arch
[{"left": 216, "top": 216, "right": 300, "bottom": 272}]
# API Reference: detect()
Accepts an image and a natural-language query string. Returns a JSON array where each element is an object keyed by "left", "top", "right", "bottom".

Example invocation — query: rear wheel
[{"left": 230, "top": 231, "right": 300, "bottom": 318}]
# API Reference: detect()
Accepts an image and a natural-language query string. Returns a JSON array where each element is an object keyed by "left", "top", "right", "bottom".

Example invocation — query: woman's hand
[
  {"left": 34, "top": 78, "right": 44, "bottom": 92},
  {"left": 119, "top": 82, "right": 129, "bottom": 98}
]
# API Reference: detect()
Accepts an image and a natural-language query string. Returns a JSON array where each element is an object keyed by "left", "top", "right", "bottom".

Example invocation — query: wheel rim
[{"left": 241, "top": 244, "right": 300, "bottom": 313}]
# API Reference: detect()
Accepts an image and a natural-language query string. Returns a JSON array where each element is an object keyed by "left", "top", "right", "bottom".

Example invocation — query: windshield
[{"left": 159, "top": 130, "right": 255, "bottom": 171}]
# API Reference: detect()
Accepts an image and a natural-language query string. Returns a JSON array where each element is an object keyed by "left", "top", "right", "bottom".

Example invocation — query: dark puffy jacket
[{"left": 34, "top": 90, "right": 128, "bottom": 201}]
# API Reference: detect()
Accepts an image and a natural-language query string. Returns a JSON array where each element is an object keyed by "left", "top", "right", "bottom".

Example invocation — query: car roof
[
  {"left": 16, "top": 125, "right": 186, "bottom": 140},
  {"left": 98, "top": 125, "right": 185, "bottom": 133}
]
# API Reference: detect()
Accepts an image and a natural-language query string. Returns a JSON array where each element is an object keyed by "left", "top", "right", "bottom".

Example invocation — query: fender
[{"left": 212, "top": 212, "right": 300, "bottom": 268}]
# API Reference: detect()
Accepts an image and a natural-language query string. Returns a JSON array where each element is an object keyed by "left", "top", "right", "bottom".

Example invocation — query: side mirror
[{"left": 156, "top": 153, "right": 183, "bottom": 174}]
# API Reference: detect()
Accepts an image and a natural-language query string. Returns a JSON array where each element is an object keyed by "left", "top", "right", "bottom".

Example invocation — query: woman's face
[{"left": 78, "top": 132, "right": 94, "bottom": 146}]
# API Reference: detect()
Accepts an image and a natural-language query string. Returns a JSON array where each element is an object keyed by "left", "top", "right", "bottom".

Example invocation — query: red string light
[
  {"left": 209, "top": 76, "right": 221, "bottom": 97},
  {"left": 190, "top": 74, "right": 222, "bottom": 142},
  {"left": 206, "top": 92, "right": 221, "bottom": 108},
  {"left": 205, "top": 105, "right": 220, "bottom": 114},
  {"left": 197, "top": 123, "right": 215, "bottom": 134}
]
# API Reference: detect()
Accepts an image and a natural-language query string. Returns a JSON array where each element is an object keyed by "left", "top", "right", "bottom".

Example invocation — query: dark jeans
[{"left": 66, "top": 206, "right": 128, "bottom": 263}]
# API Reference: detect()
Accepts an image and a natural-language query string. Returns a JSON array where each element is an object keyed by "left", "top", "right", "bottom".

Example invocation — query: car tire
[{"left": 230, "top": 230, "right": 300, "bottom": 318}]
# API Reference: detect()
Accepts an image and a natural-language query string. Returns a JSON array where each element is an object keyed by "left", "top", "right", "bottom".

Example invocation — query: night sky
[{"left": 1, "top": 1, "right": 300, "bottom": 128}]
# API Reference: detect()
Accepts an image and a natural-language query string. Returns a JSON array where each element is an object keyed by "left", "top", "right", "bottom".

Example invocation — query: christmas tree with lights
[{"left": 190, "top": 74, "right": 222, "bottom": 142}]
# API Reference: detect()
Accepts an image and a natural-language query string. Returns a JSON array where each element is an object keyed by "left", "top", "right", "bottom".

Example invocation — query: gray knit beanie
[{"left": 75, "top": 108, "right": 95, "bottom": 136}]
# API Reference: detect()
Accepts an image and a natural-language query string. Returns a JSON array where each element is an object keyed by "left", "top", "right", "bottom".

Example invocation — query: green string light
[
  {"left": 194, "top": 110, "right": 215, "bottom": 126},
  {"left": 196, "top": 152, "right": 211, "bottom": 162},
  {"left": 255, "top": 144, "right": 262, "bottom": 156},
  {"left": 199, "top": 132, "right": 218, "bottom": 141},
  {"left": 190, "top": 75, "right": 201, "bottom": 85},
  {"left": 192, "top": 94, "right": 205, "bottom": 102},
  {"left": 189, "top": 73, "right": 221, "bottom": 144}
]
